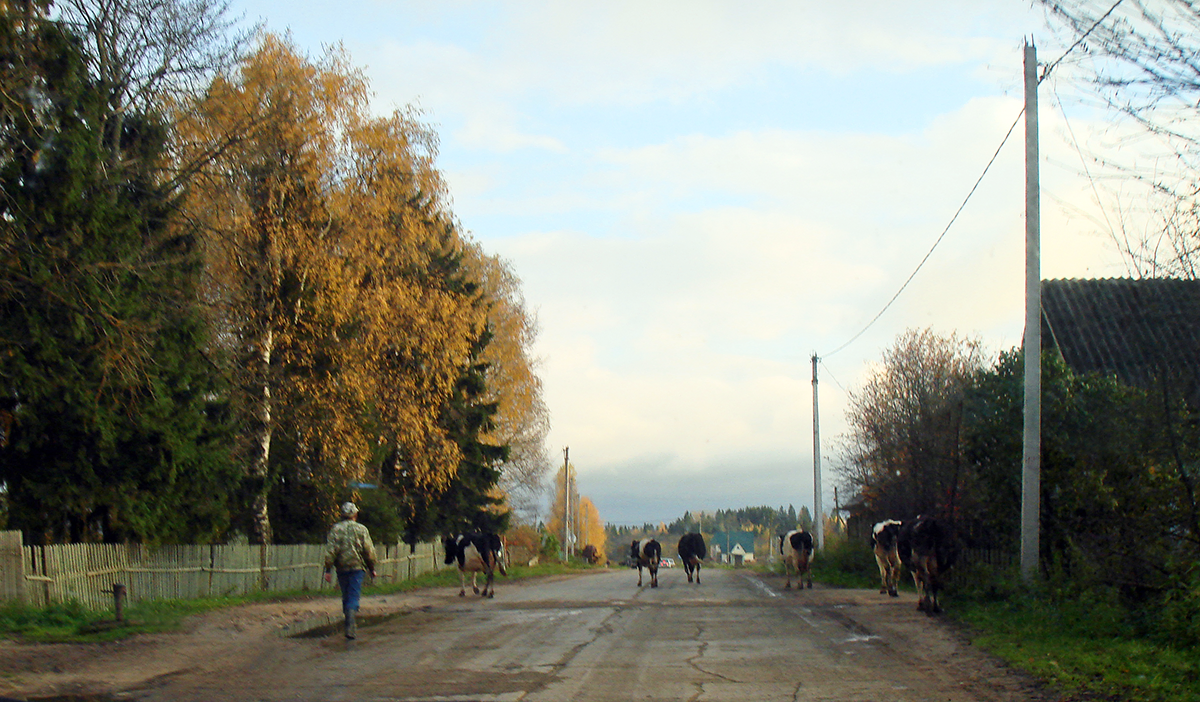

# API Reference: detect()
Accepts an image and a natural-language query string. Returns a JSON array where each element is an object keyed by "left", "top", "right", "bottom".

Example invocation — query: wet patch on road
[{"left": 281, "top": 610, "right": 411, "bottom": 638}]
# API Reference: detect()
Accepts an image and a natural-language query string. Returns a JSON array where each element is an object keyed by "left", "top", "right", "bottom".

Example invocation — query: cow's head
[{"left": 442, "top": 535, "right": 458, "bottom": 565}]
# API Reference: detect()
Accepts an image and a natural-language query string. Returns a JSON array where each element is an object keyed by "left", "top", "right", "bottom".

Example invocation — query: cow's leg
[
  {"left": 483, "top": 567, "right": 495, "bottom": 598},
  {"left": 650, "top": 565, "right": 658, "bottom": 588},
  {"left": 914, "top": 557, "right": 933, "bottom": 611},
  {"left": 471, "top": 571, "right": 481, "bottom": 595},
  {"left": 887, "top": 553, "right": 900, "bottom": 597},
  {"left": 784, "top": 561, "right": 793, "bottom": 589},
  {"left": 874, "top": 549, "right": 889, "bottom": 593},
  {"left": 458, "top": 569, "right": 467, "bottom": 597},
  {"left": 685, "top": 562, "right": 693, "bottom": 583},
  {"left": 928, "top": 561, "right": 941, "bottom": 613},
  {"left": 637, "top": 565, "right": 643, "bottom": 587},
  {"left": 696, "top": 562, "right": 701, "bottom": 584}
]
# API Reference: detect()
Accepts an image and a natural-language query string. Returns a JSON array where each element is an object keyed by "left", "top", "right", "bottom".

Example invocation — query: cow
[
  {"left": 630, "top": 538, "right": 661, "bottom": 588},
  {"left": 897, "top": 515, "right": 957, "bottom": 613},
  {"left": 779, "top": 529, "right": 814, "bottom": 589},
  {"left": 871, "top": 519, "right": 903, "bottom": 597},
  {"left": 442, "top": 532, "right": 506, "bottom": 598},
  {"left": 677, "top": 533, "right": 707, "bottom": 584}
]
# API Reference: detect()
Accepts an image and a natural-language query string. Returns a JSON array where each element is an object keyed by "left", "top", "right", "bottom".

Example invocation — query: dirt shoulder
[{"left": 0, "top": 588, "right": 442, "bottom": 700}]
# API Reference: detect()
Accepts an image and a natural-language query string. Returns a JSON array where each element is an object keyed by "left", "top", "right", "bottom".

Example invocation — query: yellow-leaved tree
[
  {"left": 465, "top": 247, "right": 551, "bottom": 523},
  {"left": 546, "top": 463, "right": 605, "bottom": 559},
  {"left": 177, "top": 35, "right": 484, "bottom": 542},
  {"left": 577, "top": 497, "right": 606, "bottom": 556}
]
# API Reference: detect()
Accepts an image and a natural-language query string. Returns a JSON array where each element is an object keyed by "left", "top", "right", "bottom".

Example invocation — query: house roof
[
  {"left": 711, "top": 531, "right": 756, "bottom": 553},
  {"left": 1041, "top": 278, "right": 1200, "bottom": 405}
]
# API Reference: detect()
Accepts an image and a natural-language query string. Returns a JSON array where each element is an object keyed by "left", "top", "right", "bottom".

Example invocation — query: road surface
[{"left": 0, "top": 567, "right": 1052, "bottom": 701}]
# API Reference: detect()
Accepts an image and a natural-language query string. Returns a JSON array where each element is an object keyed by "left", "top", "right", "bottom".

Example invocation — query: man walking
[{"left": 324, "top": 501, "right": 377, "bottom": 639}]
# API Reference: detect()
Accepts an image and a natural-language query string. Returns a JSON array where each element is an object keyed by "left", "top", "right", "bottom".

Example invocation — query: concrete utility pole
[
  {"left": 562, "top": 446, "right": 570, "bottom": 561},
  {"left": 811, "top": 354, "right": 824, "bottom": 549},
  {"left": 1021, "top": 40, "right": 1042, "bottom": 582}
]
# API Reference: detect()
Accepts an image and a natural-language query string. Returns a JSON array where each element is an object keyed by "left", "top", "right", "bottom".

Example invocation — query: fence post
[
  {"left": 0, "top": 531, "right": 24, "bottom": 603},
  {"left": 259, "top": 542, "right": 269, "bottom": 591}
]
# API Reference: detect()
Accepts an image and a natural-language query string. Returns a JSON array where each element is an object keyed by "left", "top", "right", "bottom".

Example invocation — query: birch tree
[{"left": 177, "top": 36, "right": 365, "bottom": 543}]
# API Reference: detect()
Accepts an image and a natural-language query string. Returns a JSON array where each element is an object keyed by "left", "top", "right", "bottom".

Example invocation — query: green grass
[
  {"left": 805, "top": 542, "right": 1200, "bottom": 702},
  {"left": 0, "top": 561, "right": 597, "bottom": 644},
  {"left": 955, "top": 596, "right": 1200, "bottom": 702}
]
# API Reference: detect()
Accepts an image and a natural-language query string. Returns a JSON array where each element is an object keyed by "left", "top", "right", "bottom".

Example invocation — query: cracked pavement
[{"left": 2, "top": 568, "right": 1056, "bottom": 702}]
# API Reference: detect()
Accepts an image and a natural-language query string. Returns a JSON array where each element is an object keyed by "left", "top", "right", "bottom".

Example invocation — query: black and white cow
[
  {"left": 871, "top": 519, "right": 903, "bottom": 597},
  {"left": 677, "top": 533, "right": 707, "bottom": 584},
  {"left": 779, "top": 529, "right": 814, "bottom": 589},
  {"left": 630, "top": 538, "right": 661, "bottom": 588},
  {"left": 897, "top": 515, "right": 957, "bottom": 613},
  {"left": 443, "top": 533, "right": 506, "bottom": 598}
]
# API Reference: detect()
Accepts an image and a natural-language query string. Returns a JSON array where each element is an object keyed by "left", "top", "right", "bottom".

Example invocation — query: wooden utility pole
[
  {"left": 1021, "top": 40, "right": 1042, "bottom": 582},
  {"left": 811, "top": 354, "right": 824, "bottom": 549}
]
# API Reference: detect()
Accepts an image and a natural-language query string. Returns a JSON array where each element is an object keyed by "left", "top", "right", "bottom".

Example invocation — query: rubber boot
[{"left": 344, "top": 609, "right": 356, "bottom": 639}]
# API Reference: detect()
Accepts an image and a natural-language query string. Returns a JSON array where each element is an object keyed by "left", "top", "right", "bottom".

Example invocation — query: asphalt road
[
  {"left": 225, "top": 567, "right": 1040, "bottom": 702},
  {"left": 3, "top": 566, "right": 1048, "bottom": 702}
]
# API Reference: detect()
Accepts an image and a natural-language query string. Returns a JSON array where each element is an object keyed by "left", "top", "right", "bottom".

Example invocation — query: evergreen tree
[
  {"left": 434, "top": 327, "right": 510, "bottom": 535},
  {"left": 0, "top": 8, "right": 236, "bottom": 544},
  {"left": 380, "top": 237, "right": 511, "bottom": 544}
]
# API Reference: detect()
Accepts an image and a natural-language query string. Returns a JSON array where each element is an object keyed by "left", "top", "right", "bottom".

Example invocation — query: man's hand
[
  {"left": 324, "top": 571, "right": 332, "bottom": 583},
  {"left": 370, "top": 569, "right": 377, "bottom": 579}
]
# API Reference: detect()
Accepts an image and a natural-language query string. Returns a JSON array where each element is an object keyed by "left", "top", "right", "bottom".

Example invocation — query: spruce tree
[{"left": 0, "top": 9, "right": 236, "bottom": 543}]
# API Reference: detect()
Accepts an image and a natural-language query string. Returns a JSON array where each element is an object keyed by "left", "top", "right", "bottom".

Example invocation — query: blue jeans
[{"left": 337, "top": 570, "right": 365, "bottom": 613}]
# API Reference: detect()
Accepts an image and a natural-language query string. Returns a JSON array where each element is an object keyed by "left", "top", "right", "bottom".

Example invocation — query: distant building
[{"left": 709, "top": 531, "right": 756, "bottom": 565}]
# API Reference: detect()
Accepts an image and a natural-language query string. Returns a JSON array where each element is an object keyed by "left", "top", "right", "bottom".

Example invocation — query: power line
[
  {"left": 1038, "top": 0, "right": 1125, "bottom": 85},
  {"left": 821, "top": 107, "right": 1025, "bottom": 359},
  {"left": 818, "top": 5, "right": 1124, "bottom": 361},
  {"left": 817, "top": 358, "right": 849, "bottom": 396}
]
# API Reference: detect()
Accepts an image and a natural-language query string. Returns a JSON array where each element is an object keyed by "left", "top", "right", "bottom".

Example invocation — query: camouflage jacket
[{"left": 324, "top": 519, "right": 377, "bottom": 573}]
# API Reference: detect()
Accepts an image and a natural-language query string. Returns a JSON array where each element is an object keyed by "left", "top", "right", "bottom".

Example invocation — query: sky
[{"left": 230, "top": 0, "right": 1132, "bottom": 526}]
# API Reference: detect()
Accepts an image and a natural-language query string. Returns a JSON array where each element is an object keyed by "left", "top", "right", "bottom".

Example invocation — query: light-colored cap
[{"left": 341, "top": 501, "right": 359, "bottom": 516}]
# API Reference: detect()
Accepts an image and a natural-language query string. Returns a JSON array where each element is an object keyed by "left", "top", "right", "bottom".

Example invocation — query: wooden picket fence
[{"left": 0, "top": 531, "right": 446, "bottom": 611}]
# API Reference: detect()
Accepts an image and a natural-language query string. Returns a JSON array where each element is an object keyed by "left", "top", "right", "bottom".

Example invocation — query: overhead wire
[
  {"left": 819, "top": 108, "right": 1024, "bottom": 359},
  {"left": 817, "top": 0, "right": 1125, "bottom": 362}
]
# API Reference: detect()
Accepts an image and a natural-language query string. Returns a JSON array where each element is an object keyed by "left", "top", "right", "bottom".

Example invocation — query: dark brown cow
[
  {"left": 677, "top": 533, "right": 706, "bottom": 584},
  {"left": 897, "top": 515, "right": 957, "bottom": 613}
]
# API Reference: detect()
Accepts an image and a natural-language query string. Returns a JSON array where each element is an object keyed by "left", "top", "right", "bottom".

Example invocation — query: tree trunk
[{"left": 249, "top": 328, "right": 274, "bottom": 544}]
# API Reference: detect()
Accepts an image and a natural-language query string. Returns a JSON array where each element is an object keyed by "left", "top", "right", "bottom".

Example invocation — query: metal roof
[{"left": 1041, "top": 278, "right": 1200, "bottom": 405}]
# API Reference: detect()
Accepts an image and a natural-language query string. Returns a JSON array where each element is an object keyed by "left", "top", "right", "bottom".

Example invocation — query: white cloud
[{"left": 232, "top": 0, "right": 1130, "bottom": 524}]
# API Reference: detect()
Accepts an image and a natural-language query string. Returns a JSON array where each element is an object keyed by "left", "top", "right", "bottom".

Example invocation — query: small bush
[
  {"left": 812, "top": 533, "right": 878, "bottom": 588},
  {"left": 1156, "top": 567, "right": 1200, "bottom": 649}
]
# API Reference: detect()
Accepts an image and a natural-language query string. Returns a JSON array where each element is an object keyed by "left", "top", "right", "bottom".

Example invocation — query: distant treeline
[{"left": 603, "top": 505, "right": 815, "bottom": 561}]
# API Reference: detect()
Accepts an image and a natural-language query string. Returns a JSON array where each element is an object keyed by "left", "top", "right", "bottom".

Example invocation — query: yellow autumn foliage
[{"left": 175, "top": 35, "right": 489, "bottom": 537}]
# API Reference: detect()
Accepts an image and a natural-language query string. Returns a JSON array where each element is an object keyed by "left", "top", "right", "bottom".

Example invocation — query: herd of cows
[{"left": 442, "top": 514, "right": 956, "bottom": 613}]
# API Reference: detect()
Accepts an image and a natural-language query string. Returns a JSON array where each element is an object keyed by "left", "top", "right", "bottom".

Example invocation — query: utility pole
[
  {"left": 811, "top": 354, "right": 824, "bottom": 549},
  {"left": 1021, "top": 39, "right": 1042, "bottom": 582},
  {"left": 562, "top": 446, "right": 570, "bottom": 562}
]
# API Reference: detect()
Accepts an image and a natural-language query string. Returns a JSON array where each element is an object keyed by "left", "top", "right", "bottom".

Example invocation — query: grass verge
[{"left": 953, "top": 593, "right": 1200, "bottom": 702}]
